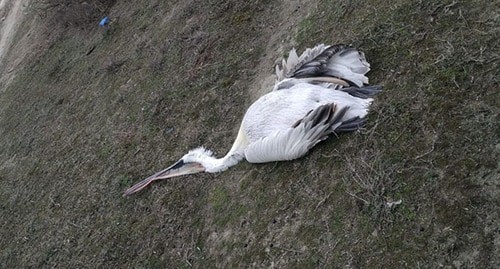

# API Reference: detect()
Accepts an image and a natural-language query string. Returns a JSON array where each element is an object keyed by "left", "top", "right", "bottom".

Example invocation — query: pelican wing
[
  {"left": 275, "top": 44, "right": 331, "bottom": 81},
  {"left": 275, "top": 44, "right": 370, "bottom": 87},
  {"left": 245, "top": 103, "right": 347, "bottom": 163},
  {"left": 290, "top": 44, "right": 349, "bottom": 78}
]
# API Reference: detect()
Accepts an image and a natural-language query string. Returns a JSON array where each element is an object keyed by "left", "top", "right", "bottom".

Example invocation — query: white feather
[
  {"left": 243, "top": 83, "right": 372, "bottom": 143},
  {"left": 245, "top": 124, "right": 316, "bottom": 163}
]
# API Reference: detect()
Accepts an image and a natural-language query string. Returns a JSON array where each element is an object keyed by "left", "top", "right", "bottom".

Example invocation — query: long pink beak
[{"left": 123, "top": 160, "right": 203, "bottom": 196}]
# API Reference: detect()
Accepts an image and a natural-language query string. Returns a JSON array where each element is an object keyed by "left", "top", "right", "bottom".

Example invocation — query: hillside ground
[{"left": 0, "top": 0, "right": 498, "bottom": 267}]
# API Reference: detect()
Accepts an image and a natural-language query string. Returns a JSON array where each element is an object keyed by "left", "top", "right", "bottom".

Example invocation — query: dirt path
[
  {"left": 0, "top": 0, "right": 30, "bottom": 88},
  {"left": 0, "top": 0, "right": 28, "bottom": 64},
  {"left": 248, "top": 0, "right": 315, "bottom": 99}
]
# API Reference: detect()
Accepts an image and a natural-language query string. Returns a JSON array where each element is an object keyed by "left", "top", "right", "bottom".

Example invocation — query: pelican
[{"left": 124, "top": 44, "right": 381, "bottom": 196}]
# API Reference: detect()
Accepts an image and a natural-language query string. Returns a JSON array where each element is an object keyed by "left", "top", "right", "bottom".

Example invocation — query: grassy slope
[{"left": 1, "top": 0, "right": 498, "bottom": 268}]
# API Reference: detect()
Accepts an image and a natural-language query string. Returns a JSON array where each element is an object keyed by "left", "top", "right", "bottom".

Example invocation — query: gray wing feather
[
  {"left": 291, "top": 44, "right": 348, "bottom": 78},
  {"left": 275, "top": 44, "right": 330, "bottom": 81},
  {"left": 339, "top": 85, "right": 383, "bottom": 99},
  {"left": 275, "top": 44, "right": 371, "bottom": 87}
]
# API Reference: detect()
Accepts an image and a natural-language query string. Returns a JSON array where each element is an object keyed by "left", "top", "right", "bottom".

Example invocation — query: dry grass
[{"left": 1, "top": 0, "right": 499, "bottom": 268}]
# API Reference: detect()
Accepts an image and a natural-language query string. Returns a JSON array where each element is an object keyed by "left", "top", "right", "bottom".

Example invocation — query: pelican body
[{"left": 124, "top": 44, "right": 381, "bottom": 196}]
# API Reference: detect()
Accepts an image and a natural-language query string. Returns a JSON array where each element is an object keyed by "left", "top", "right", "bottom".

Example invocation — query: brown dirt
[{"left": 0, "top": 0, "right": 30, "bottom": 88}]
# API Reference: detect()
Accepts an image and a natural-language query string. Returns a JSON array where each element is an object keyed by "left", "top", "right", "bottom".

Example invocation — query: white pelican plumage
[{"left": 124, "top": 44, "right": 381, "bottom": 196}]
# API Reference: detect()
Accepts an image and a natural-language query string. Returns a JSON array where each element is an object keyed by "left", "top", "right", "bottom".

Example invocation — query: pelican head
[
  {"left": 123, "top": 148, "right": 215, "bottom": 196},
  {"left": 123, "top": 147, "right": 241, "bottom": 196}
]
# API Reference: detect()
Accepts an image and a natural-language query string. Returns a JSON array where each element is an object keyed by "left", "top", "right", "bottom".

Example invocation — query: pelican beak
[{"left": 123, "top": 160, "right": 204, "bottom": 196}]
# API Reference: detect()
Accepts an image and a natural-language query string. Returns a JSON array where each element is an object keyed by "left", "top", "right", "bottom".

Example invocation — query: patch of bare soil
[
  {"left": 247, "top": 0, "right": 316, "bottom": 99},
  {"left": 0, "top": 0, "right": 31, "bottom": 88}
]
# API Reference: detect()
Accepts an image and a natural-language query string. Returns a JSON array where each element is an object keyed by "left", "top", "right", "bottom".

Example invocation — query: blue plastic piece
[{"left": 99, "top": 17, "right": 110, "bottom": 27}]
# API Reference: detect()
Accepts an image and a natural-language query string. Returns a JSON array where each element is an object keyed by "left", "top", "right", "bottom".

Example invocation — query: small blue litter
[{"left": 99, "top": 17, "right": 110, "bottom": 27}]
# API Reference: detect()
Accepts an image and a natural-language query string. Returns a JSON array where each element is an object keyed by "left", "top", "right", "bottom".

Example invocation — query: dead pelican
[{"left": 124, "top": 44, "right": 381, "bottom": 196}]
